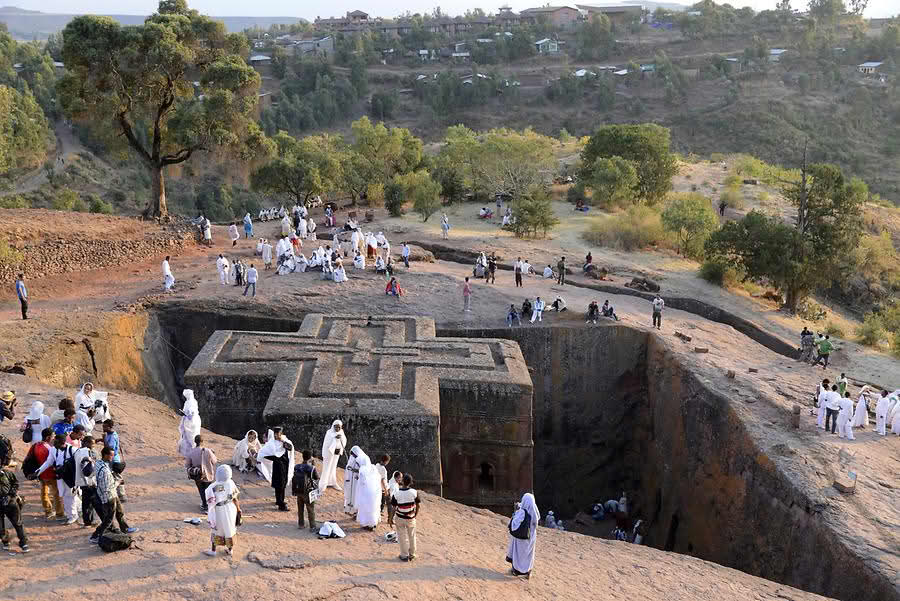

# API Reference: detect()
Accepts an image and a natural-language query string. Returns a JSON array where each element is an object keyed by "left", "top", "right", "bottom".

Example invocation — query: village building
[
  {"left": 521, "top": 5, "right": 583, "bottom": 28},
  {"left": 857, "top": 61, "right": 884, "bottom": 75},
  {"left": 576, "top": 4, "right": 644, "bottom": 27}
]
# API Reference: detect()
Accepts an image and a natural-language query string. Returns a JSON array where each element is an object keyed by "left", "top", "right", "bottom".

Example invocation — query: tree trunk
[
  {"left": 785, "top": 285, "right": 803, "bottom": 313},
  {"left": 146, "top": 164, "right": 169, "bottom": 219}
]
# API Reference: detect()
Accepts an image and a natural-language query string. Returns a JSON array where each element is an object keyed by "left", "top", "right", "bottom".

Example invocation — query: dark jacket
[
  {"left": 0, "top": 468, "right": 19, "bottom": 506},
  {"left": 292, "top": 462, "right": 320, "bottom": 497}
]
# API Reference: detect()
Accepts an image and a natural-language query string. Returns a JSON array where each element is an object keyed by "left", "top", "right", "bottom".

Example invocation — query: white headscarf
[
  {"left": 258, "top": 429, "right": 296, "bottom": 486},
  {"left": 510, "top": 492, "right": 540, "bottom": 532},
  {"left": 215, "top": 464, "right": 233, "bottom": 483},
  {"left": 321, "top": 420, "right": 345, "bottom": 456},
  {"left": 76, "top": 383, "right": 95, "bottom": 409},
  {"left": 27, "top": 401, "right": 45, "bottom": 421},
  {"left": 232, "top": 430, "right": 261, "bottom": 469},
  {"left": 182, "top": 389, "right": 199, "bottom": 418}
]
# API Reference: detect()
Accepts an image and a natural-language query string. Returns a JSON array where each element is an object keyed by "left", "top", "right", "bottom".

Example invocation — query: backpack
[
  {"left": 508, "top": 510, "right": 531, "bottom": 540},
  {"left": 21, "top": 445, "right": 38, "bottom": 476},
  {"left": 81, "top": 455, "right": 95, "bottom": 478},
  {"left": 22, "top": 425, "right": 33, "bottom": 444},
  {"left": 292, "top": 464, "right": 318, "bottom": 497},
  {"left": 58, "top": 447, "right": 77, "bottom": 489},
  {"left": 99, "top": 532, "right": 133, "bottom": 553},
  {"left": 0, "top": 434, "right": 12, "bottom": 467}
]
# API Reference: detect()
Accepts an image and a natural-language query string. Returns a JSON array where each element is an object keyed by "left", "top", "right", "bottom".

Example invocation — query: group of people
[
  {"left": 5, "top": 383, "right": 137, "bottom": 553},
  {"left": 798, "top": 327, "right": 835, "bottom": 369},
  {"left": 587, "top": 300, "right": 619, "bottom": 324},
  {"left": 177, "top": 400, "right": 424, "bottom": 561},
  {"left": 215, "top": 255, "right": 259, "bottom": 297},
  {"left": 813, "top": 374, "right": 900, "bottom": 438},
  {"left": 506, "top": 296, "right": 568, "bottom": 326}
]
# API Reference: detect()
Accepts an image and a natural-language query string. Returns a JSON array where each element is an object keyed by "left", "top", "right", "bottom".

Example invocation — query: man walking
[
  {"left": 90, "top": 446, "right": 138, "bottom": 543},
  {"left": 798, "top": 327, "right": 814, "bottom": 363},
  {"left": 813, "top": 335, "right": 834, "bottom": 369},
  {"left": 162, "top": 256, "right": 175, "bottom": 292},
  {"left": 530, "top": 296, "right": 545, "bottom": 323},
  {"left": 391, "top": 473, "right": 420, "bottom": 562},
  {"left": 514, "top": 258, "right": 523, "bottom": 288},
  {"left": 15, "top": 274, "right": 27, "bottom": 320},
  {"left": 292, "top": 450, "right": 319, "bottom": 532},
  {"left": 824, "top": 385, "right": 841, "bottom": 434},
  {"left": 401, "top": 243, "right": 411, "bottom": 269},
  {"left": 0, "top": 460, "right": 28, "bottom": 553},
  {"left": 651, "top": 294, "right": 664, "bottom": 330},
  {"left": 462, "top": 277, "right": 472, "bottom": 312},
  {"left": 185, "top": 435, "right": 217, "bottom": 512},
  {"left": 243, "top": 264, "right": 258, "bottom": 297},
  {"left": 487, "top": 255, "right": 496, "bottom": 284},
  {"left": 556, "top": 257, "right": 566, "bottom": 286}
]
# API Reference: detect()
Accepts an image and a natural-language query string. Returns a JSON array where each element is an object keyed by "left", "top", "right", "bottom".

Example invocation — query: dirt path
[{"left": 13, "top": 120, "right": 93, "bottom": 195}]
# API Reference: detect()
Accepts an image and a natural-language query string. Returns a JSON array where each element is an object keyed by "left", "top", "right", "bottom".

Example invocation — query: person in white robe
[
  {"left": 216, "top": 255, "right": 230, "bottom": 285},
  {"left": 243, "top": 213, "right": 253, "bottom": 238},
  {"left": 202, "top": 217, "right": 212, "bottom": 245},
  {"left": 262, "top": 241, "right": 273, "bottom": 270},
  {"left": 852, "top": 386, "right": 871, "bottom": 428},
  {"left": 334, "top": 265, "right": 348, "bottom": 283},
  {"left": 228, "top": 223, "right": 239, "bottom": 246},
  {"left": 22, "top": 401, "right": 50, "bottom": 443},
  {"left": 343, "top": 446, "right": 368, "bottom": 514},
  {"left": 319, "top": 420, "right": 347, "bottom": 493},
  {"left": 77, "top": 382, "right": 110, "bottom": 424},
  {"left": 356, "top": 455, "right": 382, "bottom": 529},
  {"left": 205, "top": 465, "right": 241, "bottom": 556},
  {"left": 353, "top": 250, "right": 366, "bottom": 270},
  {"left": 231, "top": 430, "right": 261, "bottom": 473},
  {"left": 816, "top": 382, "right": 829, "bottom": 429},
  {"left": 257, "top": 428, "right": 296, "bottom": 490},
  {"left": 298, "top": 217, "right": 308, "bottom": 239},
  {"left": 162, "top": 256, "right": 175, "bottom": 291},
  {"left": 281, "top": 215, "right": 292, "bottom": 237},
  {"left": 350, "top": 229, "right": 361, "bottom": 253},
  {"left": 890, "top": 391, "right": 900, "bottom": 435},
  {"left": 366, "top": 233, "right": 378, "bottom": 259},
  {"left": 178, "top": 389, "right": 202, "bottom": 457},
  {"left": 307, "top": 218, "right": 317, "bottom": 240},
  {"left": 506, "top": 492, "right": 540, "bottom": 577},
  {"left": 256, "top": 238, "right": 264, "bottom": 255},
  {"left": 874, "top": 390, "right": 891, "bottom": 435},
  {"left": 278, "top": 205, "right": 286, "bottom": 218},
  {"left": 296, "top": 253, "right": 309, "bottom": 272},
  {"left": 837, "top": 393, "right": 855, "bottom": 440}
]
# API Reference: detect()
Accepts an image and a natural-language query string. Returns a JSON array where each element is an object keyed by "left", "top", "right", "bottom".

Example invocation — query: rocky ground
[
  {"left": 0, "top": 374, "right": 835, "bottom": 601},
  {"left": 0, "top": 206, "right": 898, "bottom": 600}
]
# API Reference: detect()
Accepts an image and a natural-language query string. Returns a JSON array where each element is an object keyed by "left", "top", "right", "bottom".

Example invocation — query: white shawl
[
  {"left": 258, "top": 429, "right": 296, "bottom": 487},
  {"left": 231, "top": 430, "right": 261, "bottom": 470}
]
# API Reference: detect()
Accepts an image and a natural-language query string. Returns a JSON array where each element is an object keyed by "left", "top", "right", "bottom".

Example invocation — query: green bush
[
  {"left": 824, "top": 321, "right": 845, "bottom": 338},
  {"left": 89, "top": 194, "right": 114, "bottom": 214},
  {"left": 53, "top": 187, "right": 78, "bottom": 211},
  {"left": 699, "top": 258, "right": 738, "bottom": 287},
  {"left": 723, "top": 174, "right": 741, "bottom": 188},
  {"left": 892, "top": 332, "right": 900, "bottom": 358},
  {"left": 0, "top": 195, "right": 30, "bottom": 208},
  {"left": 0, "top": 238, "right": 23, "bottom": 271},
  {"left": 856, "top": 313, "right": 886, "bottom": 347},
  {"left": 583, "top": 205, "right": 671, "bottom": 251},
  {"left": 365, "top": 182, "right": 385, "bottom": 208},
  {"left": 72, "top": 195, "right": 89, "bottom": 212},
  {"left": 880, "top": 303, "right": 900, "bottom": 333}
]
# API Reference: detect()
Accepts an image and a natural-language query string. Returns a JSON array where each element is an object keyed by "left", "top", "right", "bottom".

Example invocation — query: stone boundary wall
[{"left": 0, "top": 230, "right": 192, "bottom": 284}]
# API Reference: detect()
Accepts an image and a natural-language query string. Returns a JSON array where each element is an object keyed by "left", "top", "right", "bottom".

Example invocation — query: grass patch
[
  {"left": 824, "top": 321, "right": 846, "bottom": 338},
  {"left": 583, "top": 206, "right": 673, "bottom": 252},
  {"left": 856, "top": 313, "right": 885, "bottom": 347},
  {"left": 720, "top": 186, "right": 745, "bottom": 210}
]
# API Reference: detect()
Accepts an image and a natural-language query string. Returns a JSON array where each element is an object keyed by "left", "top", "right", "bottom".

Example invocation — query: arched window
[{"left": 478, "top": 462, "right": 495, "bottom": 490}]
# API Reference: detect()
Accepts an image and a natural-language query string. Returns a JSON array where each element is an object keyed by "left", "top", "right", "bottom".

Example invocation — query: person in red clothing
[
  {"left": 385, "top": 277, "right": 403, "bottom": 297},
  {"left": 31, "top": 428, "right": 63, "bottom": 519}
]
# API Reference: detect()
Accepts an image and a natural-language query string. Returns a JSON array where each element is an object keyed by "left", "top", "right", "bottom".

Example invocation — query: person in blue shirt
[
  {"left": 53, "top": 409, "right": 75, "bottom": 437},
  {"left": 15, "top": 274, "right": 27, "bottom": 320},
  {"left": 103, "top": 419, "right": 122, "bottom": 463}
]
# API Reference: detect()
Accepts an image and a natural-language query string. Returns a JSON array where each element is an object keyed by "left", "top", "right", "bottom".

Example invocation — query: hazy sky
[{"left": 9, "top": 0, "right": 898, "bottom": 19}]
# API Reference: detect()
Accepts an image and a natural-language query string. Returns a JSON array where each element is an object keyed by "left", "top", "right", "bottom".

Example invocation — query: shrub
[
  {"left": 384, "top": 181, "right": 405, "bottom": 217},
  {"left": 0, "top": 195, "right": 30, "bottom": 208},
  {"left": 566, "top": 184, "right": 586, "bottom": 204},
  {"left": 72, "top": 195, "right": 89, "bottom": 212},
  {"left": 824, "top": 321, "right": 845, "bottom": 338},
  {"left": 53, "top": 187, "right": 78, "bottom": 211},
  {"left": 365, "top": 182, "right": 385, "bottom": 208},
  {"left": 508, "top": 186, "right": 560, "bottom": 238},
  {"left": 880, "top": 303, "right": 900, "bottom": 333},
  {"left": 89, "top": 194, "right": 114, "bottom": 214},
  {"left": 698, "top": 258, "right": 738, "bottom": 286},
  {"left": 583, "top": 205, "right": 671, "bottom": 251},
  {"left": 0, "top": 238, "right": 23, "bottom": 271},
  {"left": 723, "top": 174, "right": 741, "bottom": 188},
  {"left": 856, "top": 313, "right": 886, "bottom": 347},
  {"left": 661, "top": 192, "right": 719, "bottom": 259},
  {"left": 757, "top": 190, "right": 770, "bottom": 203},
  {"left": 709, "top": 152, "right": 726, "bottom": 162},
  {"left": 892, "top": 332, "right": 900, "bottom": 358},
  {"left": 719, "top": 186, "right": 744, "bottom": 210}
]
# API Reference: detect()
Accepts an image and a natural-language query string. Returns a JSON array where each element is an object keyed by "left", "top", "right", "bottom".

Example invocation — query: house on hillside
[
  {"left": 857, "top": 61, "right": 884, "bottom": 75},
  {"left": 535, "top": 38, "right": 560, "bottom": 54},
  {"left": 294, "top": 36, "right": 334, "bottom": 58},
  {"left": 496, "top": 6, "right": 521, "bottom": 26},
  {"left": 348, "top": 10, "right": 369, "bottom": 23},
  {"left": 521, "top": 6, "right": 583, "bottom": 29},
  {"left": 249, "top": 54, "right": 272, "bottom": 65},
  {"left": 576, "top": 4, "right": 643, "bottom": 27},
  {"left": 769, "top": 48, "right": 788, "bottom": 62}
]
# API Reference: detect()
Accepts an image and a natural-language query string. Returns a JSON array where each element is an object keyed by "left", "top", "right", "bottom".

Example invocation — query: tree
[
  {"left": 706, "top": 162, "right": 866, "bottom": 311},
  {"left": 349, "top": 117, "right": 422, "bottom": 186},
  {"left": 661, "top": 192, "right": 719, "bottom": 258},
  {"left": 401, "top": 170, "right": 442, "bottom": 222},
  {"left": 587, "top": 156, "right": 638, "bottom": 208},
  {"left": 507, "top": 186, "right": 560, "bottom": 238},
  {"left": 57, "top": 1, "right": 272, "bottom": 219},
  {"left": 579, "top": 124, "right": 677, "bottom": 205},
  {"left": 475, "top": 129, "right": 556, "bottom": 203},
  {"left": 808, "top": 0, "right": 846, "bottom": 24},
  {"left": 251, "top": 131, "right": 342, "bottom": 206}
]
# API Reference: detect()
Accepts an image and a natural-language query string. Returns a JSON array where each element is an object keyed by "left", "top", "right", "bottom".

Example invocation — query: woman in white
[
  {"left": 228, "top": 222, "right": 239, "bottom": 247},
  {"left": 202, "top": 218, "right": 212, "bottom": 245},
  {"left": 231, "top": 430, "right": 261, "bottom": 473},
  {"left": 353, "top": 250, "right": 366, "bottom": 270},
  {"left": 281, "top": 214, "right": 292, "bottom": 237},
  {"left": 76, "top": 382, "right": 110, "bottom": 424},
  {"left": 319, "top": 420, "right": 347, "bottom": 493},
  {"left": 204, "top": 465, "right": 241, "bottom": 556},
  {"left": 307, "top": 218, "right": 317, "bottom": 240},
  {"left": 296, "top": 253, "right": 309, "bottom": 272},
  {"left": 441, "top": 213, "right": 450, "bottom": 239},
  {"left": 334, "top": 263, "right": 348, "bottom": 283},
  {"left": 178, "top": 389, "right": 202, "bottom": 458},
  {"left": 162, "top": 257, "right": 175, "bottom": 291},
  {"left": 506, "top": 492, "right": 540, "bottom": 578},
  {"left": 852, "top": 386, "right": 872, "bottom": 428},
  {"left": 298, "top": 216, "right": 308, "bottom": 239},
  {"left": 356, "top": 455, "right": 382, "bottom": 530},
  {"left": 889, "top": 391, "right": 900, "bottom": 434},
  {"left": 257, "top": 428, "right": 295, "bottom": 489},
  {"left": 22, "top": 401, "right": 49, "bottom": 443}
]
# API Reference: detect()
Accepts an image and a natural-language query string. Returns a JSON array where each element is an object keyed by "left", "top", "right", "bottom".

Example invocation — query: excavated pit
[{"left": 22, "top": 303, "right": 897, "bottom": 601}]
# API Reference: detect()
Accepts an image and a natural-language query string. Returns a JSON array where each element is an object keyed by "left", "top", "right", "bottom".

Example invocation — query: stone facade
[{"left": 184, "top": 314, "right": 533, "bottom": 509}]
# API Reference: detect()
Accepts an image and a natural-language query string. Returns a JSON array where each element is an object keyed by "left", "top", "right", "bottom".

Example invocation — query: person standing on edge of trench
[
  {"left": 651, "top": 294, "right": 664, "bottom": 330},
  {"left": 185, "top": 435, "right": 217, "bottom": 512},
  {"left": 556, "top": 257, "right": 566, "bottom": 286},
  {"left": 15, "top": 274, "right": 27, "bottom": 320}
]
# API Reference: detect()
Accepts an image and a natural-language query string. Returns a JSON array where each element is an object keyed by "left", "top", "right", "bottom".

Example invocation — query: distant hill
[{"left": 0, "top": 6, "right": 304, "bottom": 39}]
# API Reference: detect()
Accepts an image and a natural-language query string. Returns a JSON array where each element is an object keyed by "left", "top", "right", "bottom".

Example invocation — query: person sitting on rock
[
  {"left": 385, "top": 277, "right": 403, "bottom": 298},
  {"left": 587, "top": 301, "right": 600, "bottom": 324},
  {"left": 507, "top": 305, "right": 521, "bottom": 327},
  {"left": 521, "top": 299, "right": 533, "bottom": 321},
  {"left": 551, "top": 296, "right": 567, "bottom": 312},
  {"left": 602, "top": 300, "right": 618, "bottom": 321}
]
